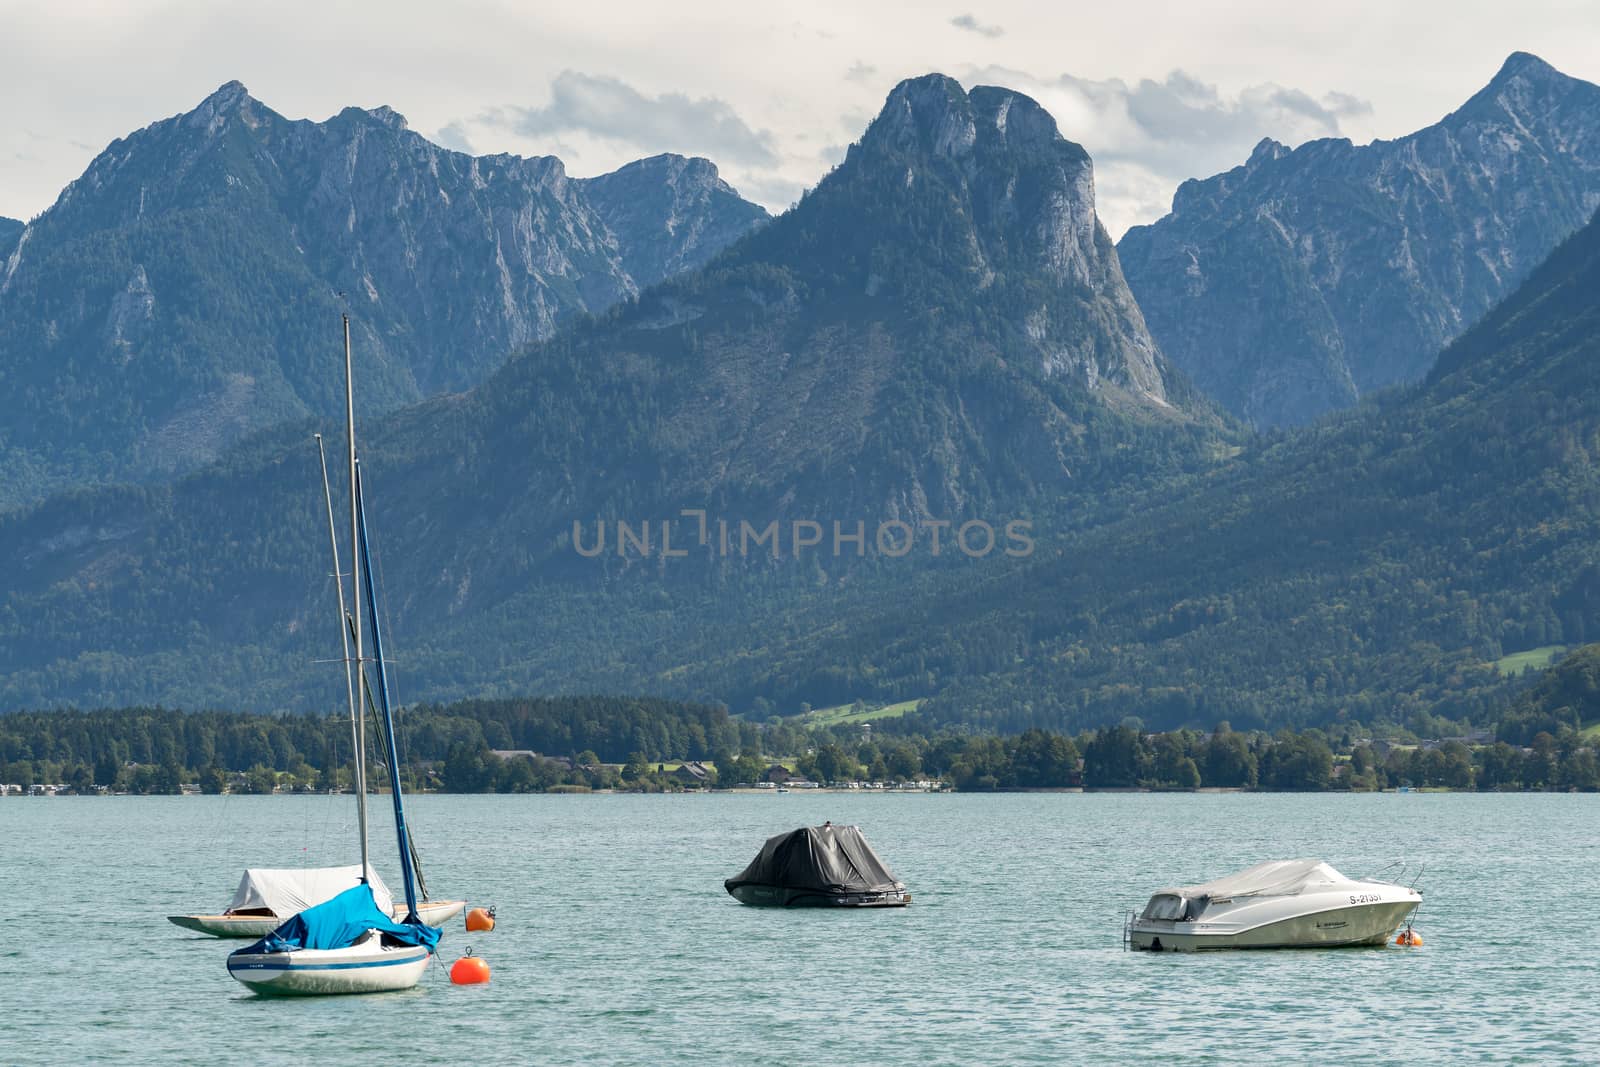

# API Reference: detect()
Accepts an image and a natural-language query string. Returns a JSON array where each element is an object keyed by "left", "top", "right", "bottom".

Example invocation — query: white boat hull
[
  {"left": 1130, "top": 884, "right": 1420, "bottom": 951},
  {"left": 170, "top": 898, "right": 465, "bottom": 938},
  {"left": 1131, "top": 898, "right": 1418, "bottom": 951},
  {"left": 227, "top": 941, "right": 432, "bottom": 995}
]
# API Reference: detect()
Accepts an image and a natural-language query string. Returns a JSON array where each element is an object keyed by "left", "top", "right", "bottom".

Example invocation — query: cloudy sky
[{"left": 3, "top": 0, "right": 1597, "bottom": 238}]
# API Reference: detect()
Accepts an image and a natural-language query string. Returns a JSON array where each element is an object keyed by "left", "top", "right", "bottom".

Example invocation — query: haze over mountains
[
  {"left": 1119, "top": 52, "right": 1600, "bottom": 427},
  {"left": 4, "top": 55, "right": 1600, "bottom": 738},
  {"left": 0, "top": 81, "right": 766, "bottom": 510}
]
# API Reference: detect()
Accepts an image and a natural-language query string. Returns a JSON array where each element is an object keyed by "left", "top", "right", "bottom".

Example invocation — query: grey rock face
[
  {"left": 853, "top": 74, "right": 1173, "bottom": 409},
  {"left": 503, "top": 74, "right": 1211, "bottom": 527},
  {"left": 1118, "top": 52, "right": 1600, "bottom": 427},
  {"left": 578, "top": 154, "right": 769, "bottom": 284},
  {"left": 0, "top": 82, "right": 766, "bottom": 508}
]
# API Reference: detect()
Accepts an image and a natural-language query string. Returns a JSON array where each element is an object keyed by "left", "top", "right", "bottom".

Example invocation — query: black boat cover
[{"left": 725, "top": 824, "right": 904, "bottom": 896}]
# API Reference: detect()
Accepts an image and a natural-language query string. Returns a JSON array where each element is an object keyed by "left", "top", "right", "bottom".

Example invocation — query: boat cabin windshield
[
  {"left": 1142, "top": 894, "right": 1185, "bottom": 920},
  {"left": 1140, "top": 893, "right": 1210, "bottom": 921}
]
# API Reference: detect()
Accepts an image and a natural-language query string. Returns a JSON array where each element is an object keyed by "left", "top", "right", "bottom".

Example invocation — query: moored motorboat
[
  {"left": 1126, "top": 859, "right": 1420, "bottom": 951},
  {"left": 725, "top": 823, "right": 911, "bottom": 907}
]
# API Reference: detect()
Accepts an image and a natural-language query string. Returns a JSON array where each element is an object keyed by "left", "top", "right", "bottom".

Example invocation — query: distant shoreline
[{"left": 5, "top": 784, "right": 1525, "bottom": 798}]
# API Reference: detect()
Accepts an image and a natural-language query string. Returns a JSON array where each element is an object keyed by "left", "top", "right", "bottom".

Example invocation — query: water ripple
[{"left": 0, "top": 792, "right": 1594, "bottom": 1064}]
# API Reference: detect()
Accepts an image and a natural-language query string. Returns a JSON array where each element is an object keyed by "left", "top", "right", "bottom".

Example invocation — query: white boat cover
[
  {"left": 1161, "top": 859, "right": 1355, "bottom": 900},
  {"left": 227, "top": 865, "right": 393, "bottom": 918}
]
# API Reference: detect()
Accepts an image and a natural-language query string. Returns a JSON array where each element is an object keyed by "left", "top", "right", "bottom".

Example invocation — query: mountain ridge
[
  {"left": 12, "top": 63, "right": 1596, "bottom": 735},
  {"left": 1118, "top": 51, "right": 1600, "bottom": 427},
  {"left": 577, "top": 153, "right": 769, "bottom": 286},
  {"left": 0, "top": 73, "right": 1233, "bottom": 713},
  {"left": 0, "top": 81, "right": 768, "bottom": 510}
]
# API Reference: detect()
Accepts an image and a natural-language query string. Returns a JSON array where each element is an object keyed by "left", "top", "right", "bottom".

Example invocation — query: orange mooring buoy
[
  {"left": 465, "top": 906, "right": 496, "bottom": 933},
  {"left": 450, "top": 951, "right": 492, "bottom": 984},
  {"left": 1395, "top": 928, "right": 1424, "bottom": 946}
]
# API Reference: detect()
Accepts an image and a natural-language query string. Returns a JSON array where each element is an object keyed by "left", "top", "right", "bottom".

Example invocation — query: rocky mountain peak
[
  {"left": 1247, "top": 137, "right": 1289, "bottom": 166},
  {"left": 335, "top": 103, "right": 410, "bottom": 131},
  {"left": 204, "top": 79, "right": 250, "bottom": 107},
  {"left": 184, "top": 80, "right": 258, "bottom": 131},
  {"left": 577, "top": 152, "right": 768, "bottom": 282},
  {"left": 968, "top": 85, "right": 1062, "bottom": 148},
  {"left": 856, "top": 77, "right": 1092, "bottom": 187},
  {"left": 1453, "top": 49, "right": 1592, "bottom": 123},
  {"left": 777, "top": 74, "right": 1172, "bottom": 407},
  {"left": 867, "top": 74, "right": 979, "bottom": 158},
  {"left": 1491, "top": 50, "right": 1561, "bottom": 85},
  {"left": 369, "top": 104, "right": 407, "bottom": 129},
  {"left": 603, "top": 152, "right": 722, "bottom": 189}
]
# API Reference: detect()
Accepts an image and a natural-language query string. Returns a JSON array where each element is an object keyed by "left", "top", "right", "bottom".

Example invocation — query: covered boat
[
  {"left": 725, "top": 823, "right": 911, "bottom": 907},
  {"left": 1126, "top": 859, "right": 1421, "bottom": 951},
  {"left": 226, "top": 883, "right": 440, "bottom": 995},
  {"left": 168, "top": 864, "right": 464, "bottom": 937}
]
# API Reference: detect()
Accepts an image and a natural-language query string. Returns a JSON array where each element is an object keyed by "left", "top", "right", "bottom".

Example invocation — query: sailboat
[
  {"left": 174, "top": 422, "right": 463, "bottom": 941},
  {"left": 174, "top": 864, "right": 391, "bottom": 937},
  {"left": 169, "top": 863, "right": 464, "bottom": 938},
  {"left": 226, "top": 315, "right": 442, "bottom": 995}
]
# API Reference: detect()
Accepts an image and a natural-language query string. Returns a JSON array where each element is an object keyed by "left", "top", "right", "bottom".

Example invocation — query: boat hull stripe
[{"left": 229, "top": 954, "right": 426, "bottom": 972}]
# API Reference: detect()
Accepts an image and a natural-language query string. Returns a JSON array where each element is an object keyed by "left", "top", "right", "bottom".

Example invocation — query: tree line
[{"left": 3, "top": 696, "right": 1595, "bottom": 794}]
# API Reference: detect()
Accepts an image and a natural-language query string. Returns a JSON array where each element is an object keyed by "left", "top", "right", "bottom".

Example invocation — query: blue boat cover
[{"left": 232, "top": 883, "right": 440, "bottom": 956}]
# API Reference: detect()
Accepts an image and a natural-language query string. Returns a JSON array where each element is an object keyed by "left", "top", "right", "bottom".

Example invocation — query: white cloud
[
  {"left": 732, "top": 172, "right": 808, "bottom": 211},
  {"left": 483, "top": 71, "right": 780, "bottom": 168},
  {"left": 962, "top": 65, "right": 1375, "bottom": 237},
  {"left": 951, "top": 14, "right": 1004, "bottom": 38},
  {"left": 432, "top": 121, "right": 475, "bottom": 154},
  {"left": 0, "top": 0, "right": 1594, "bottom": 234}
]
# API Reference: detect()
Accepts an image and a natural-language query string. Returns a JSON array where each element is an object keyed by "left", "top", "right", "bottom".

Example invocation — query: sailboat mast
[
  {"left": 342, "top": 313, "right": 371, "bottom": 879},
  {"left": 354, "top": 464, "right": 422, "bottom": 922},
  {"left": 314, "top": 433, "right": 362, "bottom": 806}
]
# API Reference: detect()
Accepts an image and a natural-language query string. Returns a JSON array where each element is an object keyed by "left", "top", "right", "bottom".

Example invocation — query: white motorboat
[
  {"left": 226, "top": 314, "right": 443, "bottom": 996},
  {"left": 169, "top": 865, "right": 464, "bottom": 937},
  {"left": 1126, "top": 859, "right": 1421, "bottom": 951}
]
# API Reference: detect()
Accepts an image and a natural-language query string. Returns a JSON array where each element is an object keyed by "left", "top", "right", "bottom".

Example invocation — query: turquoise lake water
[{"left": 2, "top": 792, "right": 1595, "bottom": 1065}]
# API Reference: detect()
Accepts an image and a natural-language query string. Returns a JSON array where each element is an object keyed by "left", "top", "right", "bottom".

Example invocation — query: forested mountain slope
[
  {"left": 0, "top": 75, "right": 1232, "bottom": 713},
  {"left": 866, "top": 205, "right": 1600, "bottom": 731}
]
